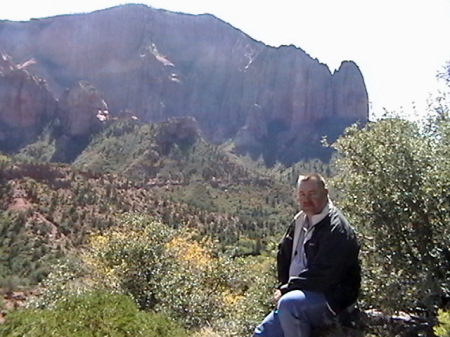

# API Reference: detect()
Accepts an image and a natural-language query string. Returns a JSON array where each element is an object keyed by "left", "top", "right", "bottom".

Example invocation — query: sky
[{"left": 1, "top": 0, "right": 450, "bottom": 120}]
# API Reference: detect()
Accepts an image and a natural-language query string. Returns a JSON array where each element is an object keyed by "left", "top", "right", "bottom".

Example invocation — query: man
[{"left": 252, "top": 173, "right": 361, "bottom": 337}]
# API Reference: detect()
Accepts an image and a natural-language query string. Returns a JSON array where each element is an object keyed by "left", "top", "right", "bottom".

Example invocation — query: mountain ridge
[{"left": 0, "top": 4, "right": 368, "bottom": 165}]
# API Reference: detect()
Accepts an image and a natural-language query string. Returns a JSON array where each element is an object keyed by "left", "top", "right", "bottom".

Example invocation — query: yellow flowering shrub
[
  {"left": 166, "top": 235, "right": 211, "bottom": 269},
  {"left": 80, "top": 214, "right": 275, "bottom": 336},
  {"left": 435, "top": 309, "right": 450, "bottom": 337}
]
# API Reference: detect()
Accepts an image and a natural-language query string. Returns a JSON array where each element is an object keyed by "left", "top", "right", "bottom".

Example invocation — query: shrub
[
  {"left": 0, "top": 290, "right": 188, "bottom": 337},
  {"left": 85, "top": 215, "right": 176, "bottom": 310},
  {"left": 27, "top": 258, "right": 89, "bottom": 309},
  {"left": 330, "top": 113, "right": 450, "bottom": 314},
  {"left": 435, "top": 309, "right": 450, "bottom": 337},
  {"left": 83, "top": 214, "right": 275, "bottom": 336}
]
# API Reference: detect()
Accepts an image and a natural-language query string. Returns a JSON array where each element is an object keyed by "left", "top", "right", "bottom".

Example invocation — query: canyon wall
[{"left": 0, "top": 4, "right": 368, "bottom": 164}]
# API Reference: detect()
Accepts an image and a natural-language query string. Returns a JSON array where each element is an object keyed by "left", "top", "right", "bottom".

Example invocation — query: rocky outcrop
[
  {"left": 52, "top": 81, "right": 109, "bottom": 162},
  {"left": 0, "top": 4, "right": 368, "bottom": 164},
  {"left": 156, "top": 117, "right": 201, "bottom": 154},
  {"left": 0, "top": 53, "right": 57, "bottom": 151},
  {"left": 57, "top": 81, "right": 109, "bottom": 138},
  {"left": 315, "top": 309, "right": 434, "bottom": 337}
]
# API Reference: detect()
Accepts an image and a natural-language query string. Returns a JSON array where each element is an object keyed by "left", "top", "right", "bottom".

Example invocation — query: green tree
[{"left": 330, "top": 112, "right": 450, "bottom": 314}]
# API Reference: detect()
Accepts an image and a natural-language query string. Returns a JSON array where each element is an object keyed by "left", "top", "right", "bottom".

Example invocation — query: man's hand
[{"left": 271, "top": 289, "right": 282, "bottom": 304}]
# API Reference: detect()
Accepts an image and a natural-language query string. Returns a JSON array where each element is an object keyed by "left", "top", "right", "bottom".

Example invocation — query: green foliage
[
  {"left": 0, "top": 290, "right": 188, "bottom": 337},
  {"left": 330, "top": 113, "right": 450, "bottom": 314},
  {"left": 73, "top": 120, "right": 157, "bottom": 176},
  {"left": 72, "top": 119, "right": 297, "bottom": 245},
  {"left": 84, "top": 214, "right": 276, "bottom": 336},
  {"left": 14, "top": 130, "right": 56, "bottom": 163},
  {"left": 0, "top": 209, "right": 70, "bottom": 287},
  {"left": 0, "top": 147, "right": 294, "bottom": 291},
  {"left": 87, "top": 215, "right": 176, "bottom": 310},
  {"left": 435, "top": 309, "right": 450, "bottom": 337},
  {"left": 0, "top": 153, "right": 11, "bottom": 170},
  {"left": 278, "top": 158, "right": 332, "bottom": 186},
  {"left": 27, "top": 258, "right": 89, "bottom": 309},
  {"left": 216, "top": 255, "right": 277, "bottom": 336},
  {"left": 182, "top": 183, "right": 215, "bottom": 210}
]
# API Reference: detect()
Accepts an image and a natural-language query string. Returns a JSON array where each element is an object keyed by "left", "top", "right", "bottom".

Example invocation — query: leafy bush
[
  {"left": 85, "top": 215, "right": 176, "bottom": 310},
  {"left": 435, "top": 309, "right": 450, "bottom": 337},
  {"left": 0, "top": 290, "right": 187, "bottom": 337},
  {"left": 26, "top": 257, "right": 89, "bottom": 309},
  {"left": 214, "top": 255, "right": 277, "bottom": 336},
  {"left": 83, "top": 214, "right": 276, "bottom": 336},
  {"left": 330, "top": 113, "right": 450, "bottom": 314}
]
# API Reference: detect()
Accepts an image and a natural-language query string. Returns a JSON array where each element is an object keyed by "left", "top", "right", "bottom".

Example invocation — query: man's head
[{"left": 296, "top": 173, "right": 329, "bottom": 217}]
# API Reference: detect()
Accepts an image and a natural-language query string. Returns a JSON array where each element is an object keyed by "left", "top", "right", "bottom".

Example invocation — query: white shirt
[{"left": 288, "top": 200, "right": 332, "bottom": 278}]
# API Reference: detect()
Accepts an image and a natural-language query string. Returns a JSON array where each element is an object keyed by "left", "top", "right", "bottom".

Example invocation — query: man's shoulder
[
  {"left": 328, "top": 207, "right": 359, "bottom": 243},
  {"left": 329, "top": 206, "right": 349, "bottom": 222},
  {"left": 321, "top": 206, "right": 355, "bottom": 232}
]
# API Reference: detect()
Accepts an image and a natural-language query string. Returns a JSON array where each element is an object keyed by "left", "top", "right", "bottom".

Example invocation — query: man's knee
[
  {"left": 277, "top": 290, "right": 307, "bottom": 317},
  {"left": 278, "top": 290, "right": 329, "bottom": 326}
]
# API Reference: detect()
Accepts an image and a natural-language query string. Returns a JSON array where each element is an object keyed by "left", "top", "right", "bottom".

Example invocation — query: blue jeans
[{"left": 252, "top": 290, "right": 329, "bottom": 337}]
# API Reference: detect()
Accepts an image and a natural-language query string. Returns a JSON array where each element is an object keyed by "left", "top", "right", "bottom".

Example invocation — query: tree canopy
[{"left": 329, "top": 95, "right": 450, "bottom": 314}]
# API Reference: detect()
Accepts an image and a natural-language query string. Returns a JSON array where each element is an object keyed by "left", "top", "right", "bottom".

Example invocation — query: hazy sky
[{"left": 1, "top": 0, "right": 450, "bottom": 119}]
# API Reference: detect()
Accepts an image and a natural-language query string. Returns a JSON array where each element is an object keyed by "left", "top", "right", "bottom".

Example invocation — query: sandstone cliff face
[
  {"left": 0, "top": 4, "right": 368, "bottom": 164},
  {"left": 52, "top": 81, "right": 109, "bottom": 162},
  {"left": 0, "top": 53, "right": 57, "bottom": 151},
  {"left": 58, "top": 81, "right": 109, "bottom": 138}
]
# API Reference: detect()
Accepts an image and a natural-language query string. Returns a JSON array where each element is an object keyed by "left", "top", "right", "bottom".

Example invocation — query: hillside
[
  {"left": 1, "top": 112, "right": 447, "bottom": 337},
  {"left": 0, "top": 118, "right": 300, "bottom": 287}
]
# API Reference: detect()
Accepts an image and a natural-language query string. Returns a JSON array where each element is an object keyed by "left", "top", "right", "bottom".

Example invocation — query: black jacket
[{"left": 277, "top": 205, "right": 361, "bottom": 313}]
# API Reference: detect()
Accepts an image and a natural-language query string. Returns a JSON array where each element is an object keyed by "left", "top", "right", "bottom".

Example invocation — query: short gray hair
[{"left": 296, "top": 173, "right": 327, "bottom": 190}]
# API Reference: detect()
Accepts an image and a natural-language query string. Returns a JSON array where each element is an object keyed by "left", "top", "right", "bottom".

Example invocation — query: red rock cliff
[{"left": 0, "top": 4, "right": 368, "bottom": 164}]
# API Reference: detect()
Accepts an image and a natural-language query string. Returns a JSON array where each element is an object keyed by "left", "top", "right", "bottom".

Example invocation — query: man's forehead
[{"left": 298, "top": 179, "right": 323, "bottom": 190}]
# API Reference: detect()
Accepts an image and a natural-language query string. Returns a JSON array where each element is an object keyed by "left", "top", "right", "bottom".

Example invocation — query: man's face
[{"left": 297, "top": 179, "right": 328, "bottom": 216}]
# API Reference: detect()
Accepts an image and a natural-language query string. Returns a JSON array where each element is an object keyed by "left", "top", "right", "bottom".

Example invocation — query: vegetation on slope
[
  {"left": 0, "top": 118, "right": 302, "bottom": 290},
  {"left": 1, "top": 66, "right": 450, "bottom": 336},
  {"left": 0, "top": 289, "right": 189, "bottom": 337}
]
